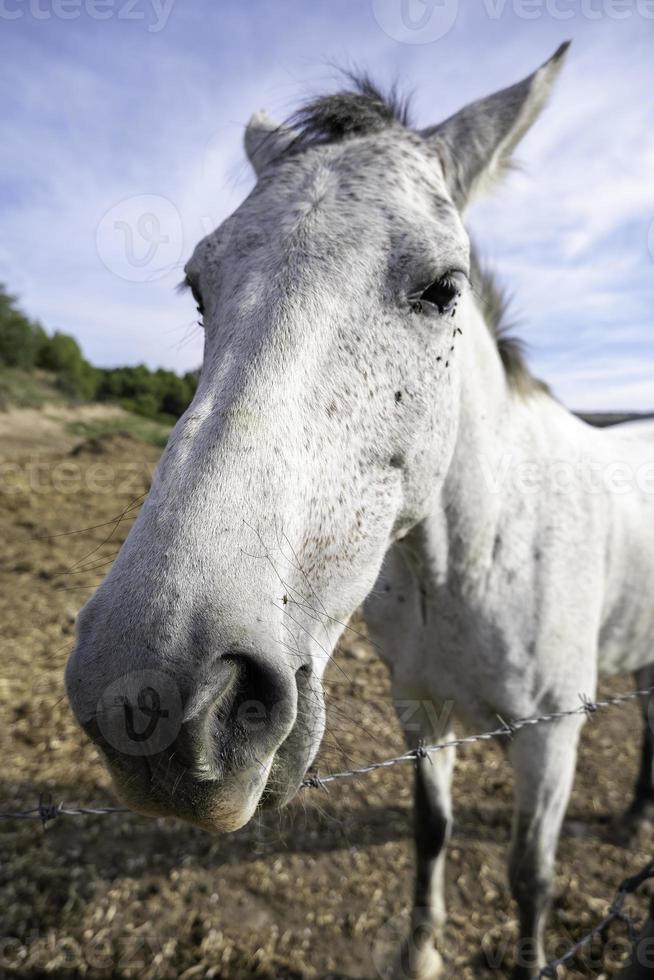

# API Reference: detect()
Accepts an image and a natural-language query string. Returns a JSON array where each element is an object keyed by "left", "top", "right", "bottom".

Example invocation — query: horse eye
[
  {"left": 185, "top": 278, "right": 204, "bottom": 319},
  {"left": 417, "top": 274, "right": 460, "bottom": 315},
  {"left": 191, "top": 287, "right": 205, "bottom": 317}
]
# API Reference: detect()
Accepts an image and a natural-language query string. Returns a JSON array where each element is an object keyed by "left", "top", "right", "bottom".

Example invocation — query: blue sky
[{"left": 1, "top": 0, "right": 652, "bottom": 410}]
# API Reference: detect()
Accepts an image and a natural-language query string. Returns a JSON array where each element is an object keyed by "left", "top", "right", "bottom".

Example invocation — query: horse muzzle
[{"left": 66, "top": 649, "right": 321, "bottom": 832}]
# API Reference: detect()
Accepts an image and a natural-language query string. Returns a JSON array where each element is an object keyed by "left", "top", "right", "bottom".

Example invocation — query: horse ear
[
  {"left": 244, "top": 111, "right": 296, "bottom": 176},
  {"left": 423, "top": 42, "right": 570, "bottom": 210}
]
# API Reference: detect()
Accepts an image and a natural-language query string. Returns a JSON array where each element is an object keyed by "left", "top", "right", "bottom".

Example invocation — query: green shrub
[
  {"left": 0, "top": 283, "right": 198, "bottom": 418},
  {"left": 0, "top": 286, "right": 47, "bottom": 369},
  {"left": 38, "top": 332, "right": 99, "bottom": 400}
]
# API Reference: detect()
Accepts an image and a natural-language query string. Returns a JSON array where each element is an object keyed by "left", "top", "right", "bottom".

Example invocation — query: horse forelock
[{"left": 284, "top": 74, "right": 412, "bottom": 152}]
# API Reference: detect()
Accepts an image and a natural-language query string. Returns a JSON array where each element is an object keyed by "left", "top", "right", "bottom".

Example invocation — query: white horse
[{"left": 66, "top": 43, "right": 654, "bottom": 978}]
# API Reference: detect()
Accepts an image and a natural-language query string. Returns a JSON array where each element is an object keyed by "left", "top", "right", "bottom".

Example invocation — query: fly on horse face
[{"left": 66, "top": 43, "right": 654, "bottom": 979}]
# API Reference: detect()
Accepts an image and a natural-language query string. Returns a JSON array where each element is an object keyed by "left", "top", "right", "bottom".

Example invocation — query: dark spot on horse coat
[
  {"left": 390, "top": 453, "right": 405, "bottom": 469},
  {"left": 395, "top": 391, "right": 402, "bottom": 403},
  {"left": 419, "top": 584, "right": 428, "bottom": 625}
]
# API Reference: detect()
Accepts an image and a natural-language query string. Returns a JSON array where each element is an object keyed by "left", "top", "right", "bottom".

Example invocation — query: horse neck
[{"left": 420, "top": 299, "right": 547, "bottom": 583}]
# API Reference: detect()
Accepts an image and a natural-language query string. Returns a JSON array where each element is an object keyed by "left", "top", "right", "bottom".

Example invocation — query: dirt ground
[{"left": 1, "top": 407, "right": 652, "bottom": 979}]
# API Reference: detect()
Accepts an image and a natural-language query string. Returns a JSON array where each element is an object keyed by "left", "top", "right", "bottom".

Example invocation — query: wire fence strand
[
  {"left": 2, "top": 684, "right": 653, "bottom": 817},
  {"left": 300, "top": 684, "right": 654, "bottom": 789},
  {"left": 534, "top": 857, "right": 654, "bottom": 979},
  {"left": 3, "top": 684, "right": 653, "bottom": 977},
  {"left": 0, "top": 798, "right": 130, "bottom": 825}
]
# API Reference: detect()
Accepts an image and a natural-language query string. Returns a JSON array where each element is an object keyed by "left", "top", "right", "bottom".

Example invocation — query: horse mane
[
  {"left": 285, "top": 75, "right": 546, "bottom": 397},
  {"left": 469, "top": 250, "right": 549, "bottom": 397}
]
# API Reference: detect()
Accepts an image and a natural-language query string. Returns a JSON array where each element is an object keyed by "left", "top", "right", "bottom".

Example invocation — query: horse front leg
[
  {"left": 392, "top": 702, "right": 455, "bottom": 980},
  {"left": 507, "top": 715, "right": 584, "bottom": 980},
  {"left": 614, "top": 664, "right": 654, "bottom": 846}
]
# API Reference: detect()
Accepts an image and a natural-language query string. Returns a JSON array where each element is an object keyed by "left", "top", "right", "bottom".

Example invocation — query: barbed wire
[
  {"left": 2, "top": 684, "right": 654, "bottom": 977},
  {"left": 299, "top": 684, "right": 654, "bottom": 789},
  {"left": 2, "top": 684, "right": 652, "bottom": 820},
  {"left": 0, "top": 796, "right": 129, "bottom": 825},
  {"left": 533, "top": 857, "right": 654, "bottom": 979}
]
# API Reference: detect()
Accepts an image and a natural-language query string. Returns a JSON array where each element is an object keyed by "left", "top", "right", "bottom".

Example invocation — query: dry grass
[{"left": 1, "top": 410, "right": 652, "bottom": 978}]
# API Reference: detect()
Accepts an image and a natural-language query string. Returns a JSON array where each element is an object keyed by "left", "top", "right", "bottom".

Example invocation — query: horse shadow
[{"left": 1, "top": 776, "right": 613, "bottom": 882}]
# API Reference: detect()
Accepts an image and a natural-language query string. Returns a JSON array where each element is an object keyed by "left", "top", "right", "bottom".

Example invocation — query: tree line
[{"left": 0, "top": 284, "right": 198, "bottom": 420}]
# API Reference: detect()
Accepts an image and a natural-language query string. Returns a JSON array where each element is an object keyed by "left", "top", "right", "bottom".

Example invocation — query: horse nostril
[
  {"left": 190, "top": 651, "right": 298, "bottom": 770},
  {"left": 233, "top": 653, "right": 297, "bottom": 727}
]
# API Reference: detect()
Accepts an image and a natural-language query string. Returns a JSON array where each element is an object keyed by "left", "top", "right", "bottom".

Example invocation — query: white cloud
[{"left": 0, "top": 6, "right": 651, "bottom": 409}]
